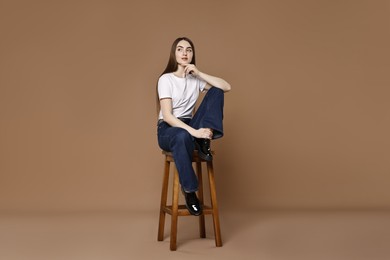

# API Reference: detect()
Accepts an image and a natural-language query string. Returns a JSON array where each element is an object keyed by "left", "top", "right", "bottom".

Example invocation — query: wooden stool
[{"left": 157, "top": 150, "right": 222, "bottom": 251}]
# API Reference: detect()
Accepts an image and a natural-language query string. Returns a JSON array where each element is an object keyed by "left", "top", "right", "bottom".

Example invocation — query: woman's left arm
[
  {"left": 198, "top": 71, "right": 232, "bottom": 92},
  {"left": 183, "top": 64, "right": 231, "bottom": 92}
]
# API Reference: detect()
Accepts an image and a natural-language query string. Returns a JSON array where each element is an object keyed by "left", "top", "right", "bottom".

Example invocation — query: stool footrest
[{"left": 163, "top": 205, "right": 213, "bottom": 216}]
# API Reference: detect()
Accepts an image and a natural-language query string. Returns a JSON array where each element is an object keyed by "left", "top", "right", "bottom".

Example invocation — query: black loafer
[
  {"left": 195, "top": 138, "right": 213, "bottom": 161},
  {"left": 182, "top": 189, "right": 202, "bottom": 216}
]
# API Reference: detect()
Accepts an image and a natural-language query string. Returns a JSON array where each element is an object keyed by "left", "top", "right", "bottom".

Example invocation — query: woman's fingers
[
  {"left": 184, "top": 64, "right": 197, "bottom": 76},
  {"left": 200, "top": 128, "right": 212, "bottom": 139},
  {"left": 185, "top": 65, "right": 192, "bottom": 75}
]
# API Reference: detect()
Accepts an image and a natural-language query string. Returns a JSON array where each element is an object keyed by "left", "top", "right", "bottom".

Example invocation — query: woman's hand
[
  {"left": 192, "top": 128, "right": 213, "bottom": 139},
  {"left": 183, "top": 64, "right": 200, "bottom": 77}
]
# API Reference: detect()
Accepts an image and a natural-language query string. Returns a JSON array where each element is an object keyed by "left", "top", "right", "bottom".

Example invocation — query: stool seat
[{"left": 157, "top": 150, "right": 222, "bottom": 251}]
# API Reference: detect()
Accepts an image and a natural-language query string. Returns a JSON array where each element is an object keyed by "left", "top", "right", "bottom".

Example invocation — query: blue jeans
[{"left": 157, "top": 87, "right": 224, "bottom": 192}]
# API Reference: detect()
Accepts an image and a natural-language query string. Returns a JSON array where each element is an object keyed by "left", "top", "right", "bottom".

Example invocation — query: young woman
[{"left": 156, "top": 37, "right": 231, "bottom": 216}]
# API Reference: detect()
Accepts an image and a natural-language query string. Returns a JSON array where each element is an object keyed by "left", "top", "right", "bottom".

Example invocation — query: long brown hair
[{"left": 156, "top": 37, "right": 197, "bottom": 115}]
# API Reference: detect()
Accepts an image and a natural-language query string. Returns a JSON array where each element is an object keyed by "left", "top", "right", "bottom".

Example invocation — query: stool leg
[
  {"left": 196, "top": 161, "right": 206, "bottom": 238},
  {"left": 207, "top": 161, "right": 223, "bottom": 247},
  {"left": 158, "top": 160, "right": 170, "bottom": 241},
  {"left": 170, "top": 165, "right": 180, "bottom": 251}
]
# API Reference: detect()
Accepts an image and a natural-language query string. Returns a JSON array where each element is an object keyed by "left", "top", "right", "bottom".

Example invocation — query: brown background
[{"left": 1, "top": 0, "right": 389, "bottom": 212}]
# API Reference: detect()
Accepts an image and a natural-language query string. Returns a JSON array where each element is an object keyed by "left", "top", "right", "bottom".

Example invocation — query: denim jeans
[{"left": 157, "top": 87, "right": 224, "bottom": 192}]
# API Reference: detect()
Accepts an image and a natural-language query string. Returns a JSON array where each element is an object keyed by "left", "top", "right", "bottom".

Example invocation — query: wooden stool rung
[{"left": 162, "top": 205, "right": 214, "bottom": 216}]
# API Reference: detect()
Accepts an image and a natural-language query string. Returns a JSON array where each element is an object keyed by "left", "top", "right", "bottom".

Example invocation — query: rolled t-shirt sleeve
[
  {"left": 198, "top": 78, "right": 207, "bottom": 92},
  {"left": 157, "top": 76, "right": 172, "bottom": 99}
]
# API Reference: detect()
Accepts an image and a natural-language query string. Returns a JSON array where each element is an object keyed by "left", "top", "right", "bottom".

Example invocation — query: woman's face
[{"left": 175, "top": 40, "right": 193, "bottom": 65}]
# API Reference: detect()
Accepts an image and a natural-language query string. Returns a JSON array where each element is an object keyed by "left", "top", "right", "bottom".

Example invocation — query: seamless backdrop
[{"left": 1, "top": 0, "right": 389, "bottom": 212}]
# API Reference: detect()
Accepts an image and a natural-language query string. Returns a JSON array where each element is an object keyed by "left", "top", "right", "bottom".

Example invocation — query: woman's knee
[{"left": 208, "top": 86, "right": 224, "bottom": 95}]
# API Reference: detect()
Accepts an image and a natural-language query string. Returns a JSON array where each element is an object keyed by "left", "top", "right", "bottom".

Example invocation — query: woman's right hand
[{"left": 192, "top": 128, "right": 213, "bottom": 139}]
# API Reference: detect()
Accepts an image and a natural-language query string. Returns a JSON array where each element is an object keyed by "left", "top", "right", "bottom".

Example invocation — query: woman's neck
[{"left": 174, "top": 65, "right": 186, "bottom": 78}]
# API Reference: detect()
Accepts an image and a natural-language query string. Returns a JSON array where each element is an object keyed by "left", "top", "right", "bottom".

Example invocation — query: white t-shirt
[{"left": 158, "top": 73, "right": 207, "bottom": 120}]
